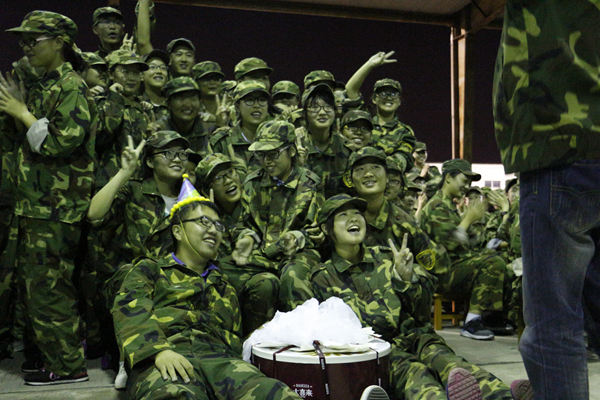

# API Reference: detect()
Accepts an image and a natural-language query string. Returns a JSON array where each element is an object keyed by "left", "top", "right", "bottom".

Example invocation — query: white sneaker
[
  {"left": 114, "top": 361, "right": 127, "bottom": 390},
  {"left": 360, "top": 385, "right": 390, "bottom": 400}
]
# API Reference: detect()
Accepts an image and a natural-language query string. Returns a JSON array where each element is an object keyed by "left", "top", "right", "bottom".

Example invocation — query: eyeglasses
[
  {"left": 242, "top": 96, "right": 269, "bottom": 107},
  {"left": 153, "top": 150, "right": 189, "bottom": 161},
  {"left": 147, "top": 65, "right": 168, "bottom": 72},
  {"left": 98, "top": 19, "right": 123, "bottom": 26},
  {"left": 254, "top": 145, "right": 290, "bottom": 162},
  {"left": 344, "top": 126, "right": 371, "bottom": 135},
  {"left": 18, "top": 36, "right": 53, "bottom": 49},
  {"left": 115, "top": 68, "right": 142, "bottom": 78},
  {"left": 306, "top": 104, "right": 334, "bottom": 114},
  {"left": 212, "top": 169, "right": 237, "bottom": 185},
  {"left": 376, "top": 91, "right": 400, "bottom": 99},
  {"left": 181, "top": 215, "right": 226, "bottom": 232}
]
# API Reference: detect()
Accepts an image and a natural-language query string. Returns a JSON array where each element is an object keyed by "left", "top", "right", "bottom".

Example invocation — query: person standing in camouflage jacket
[
  {"left": 0, "top": 11, "right": 96, "bottom": 384},
  {"left": 311, "top": 195, "right": 515, "bottom": 400},
  {"left": 112, "top": 195, "right": 301, "bottom": 400}
]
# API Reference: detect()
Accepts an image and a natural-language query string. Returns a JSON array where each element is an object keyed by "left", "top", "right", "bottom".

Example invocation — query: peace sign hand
[
  {"left": 121, "top": 135, "right": 146, "bottom": 175},
  {"left": 120, "top": 33, "right": 134, "bottom": 52},
  {"left": 216, "top": 93, "right": 232, "bottom": 127},
  {"left": 389, "top": 234, "right": 413, "bottom": 281}
]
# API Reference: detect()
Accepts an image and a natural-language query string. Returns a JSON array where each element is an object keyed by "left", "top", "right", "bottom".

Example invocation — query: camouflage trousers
[
  {"left": 390, "top": 333, "right": 512, "bottom": 400},
  {"left": 435, "top": 251, "right": 507, "bottom": 314},
  {"left": 128, "top": 330, "right": 301, "bottom": 400},
  {"left": 278, "top": 249, "right": 321, "bottom": 312},
  {"left": 16, "top": 217, "right": 86, "bottom": 375},
  {"left": 0, "top": 207, "right": 18, "bottom": 354}
]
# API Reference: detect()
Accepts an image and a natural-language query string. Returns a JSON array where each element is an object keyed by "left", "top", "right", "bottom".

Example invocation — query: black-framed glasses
[
  {"left": 254, "top": 145, "right": 291, "bottom": 162},
  {"left": 153, "top": 150, "right": 189, "bottom": 161},
  {"left": 212, "top": 169, "right": 237, "bottom": 185},
  {"left": 147, "top": 65, "right": 168, "bottom": 71},
  {"left": 242, "top": 96, "right": 269, "bottom": 107},
  {"left": 181, "top": 215, "right": 226, "bottom": 232},
  {"left": 345, "top": 126, "right": 371, "bottom": 135},
  {"left": 18, "top": 36, "right": 52, "bottom": 49},
  {"left": 98, "top": 19, "right": 123, "bottom": 26},
  {"left": 376, "top": 91, "right": 400, "bottom": 99},
  {"left": 306, "top": 104, "right": 334, "bottom": 114}
]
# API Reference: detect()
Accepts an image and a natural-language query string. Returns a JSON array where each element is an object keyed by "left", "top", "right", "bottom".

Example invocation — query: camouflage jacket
[
  {"left": 371, "top": 115, "right": 416, "bottom": 170},
  {"left": 13, "top": 62, "right": 97, "bottom": 223},
  {"left": 364, "top": 198, "right": 449, "bottom": 276},
  {"left": 112, "top": 253, "right": 242, "bottom": 369},
  {"left": 302, "top": 131, "right": 351, "bottom": 199},
  {"left": 241, "top": 167, "right": 324, "bottom": 258},
  {"left": 209, "top": 124, "right": 259, "bottom": 178},
  {"left": 96, "top": 91, "right": 149, "bottom": 189},
  {"left": 157, "top": 115, "right": 215, "bottom": 157},
  {"left": 311, "top": 245, "right": 437, "bottom": 351},
  {"left": 493, "top": 0, "right": 600, "bottom": 173},
  {"left": 140, "top": 92, "right": 169, "bottom": 123}
]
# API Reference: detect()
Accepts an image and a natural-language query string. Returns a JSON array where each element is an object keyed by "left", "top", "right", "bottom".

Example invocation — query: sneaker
[
  {"left": 446, "top": 368, "right": 482, "bottom": 400},
  {"left": 360, "top": 385, "right": 390, "bottom": 400},
  {"left": 510, "top": 379, "right": 533, "bottom": 400},
  {"left": 114, "top": 361, "right": 127, "bottom": 390},
  {"left": 21, "top": 359, "right": 44, "bottom": 373},
  {"left": 24, "top": 369, "right": 89, "bottom": 386},
  {"left": 460, "top": 319, "right": 494, "bottom": 340}
]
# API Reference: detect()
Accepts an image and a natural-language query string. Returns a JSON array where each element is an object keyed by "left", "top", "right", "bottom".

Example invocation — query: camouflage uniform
[
  {"left": 92, "top": 7, "right": 123, "bottom": 60},
  {"left": 407, "top": 142, "right": 440, "bottom": 182},
  {"left": 158, "top": 77, "right": 216, "bottom": 156},
  {"left": 311, "top": 245, "right": 512, "bottom": 400},
  {"left": 192, "top": 61, "right": 226, "bottom": 123},
  {"left": 112, "top": 254, "right": 301, "bottom": 400},
  {"left": 5, "top": 11, "right": 98, "bottom": 376}
]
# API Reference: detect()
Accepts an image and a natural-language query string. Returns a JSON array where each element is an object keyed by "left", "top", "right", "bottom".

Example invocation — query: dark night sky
[{"left": 2, "top": 0, "right": 503, "bottom": 163}]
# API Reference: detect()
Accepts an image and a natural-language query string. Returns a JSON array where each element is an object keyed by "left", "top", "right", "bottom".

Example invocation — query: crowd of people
[{"left": 0, "top": 1, "right": 571, "bottom": 400}]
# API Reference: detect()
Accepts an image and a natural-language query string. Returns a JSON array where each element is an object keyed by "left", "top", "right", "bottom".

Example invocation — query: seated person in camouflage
[
  {"left": 347, "top": 147, "right": 450, "bottom": 303},
  {"left": 399, "top": 182, "right": 427, "bottom": 222},
  {"left": 195, "top": 153, "right": 279, "bottom": 337},
  {"left": 219, "top": 120, "right": 324, "bottom": 313},
  {"left": 141, "top": 49, "right": 170, "bottom": 122},
  {"left": 166, "top": 38, "right": 194, "bottom": 78},
  {"left": 210, "top": 81, "right": 277, "bottom": 177},
  {"left": 235, "top": 57, "right": 273, "bottom": 91},
  {"left": 462, "top": 187, "right": 490, "bottom": 250},
  {"left": 420, "top": 159, "right": 512, "bottom": 340},
  {"left": 340, "top": 110, "right": 373, "bottom": 152},
  {"left": 112, "top": 188, "right": 302, "bottom": 400},
  {"left": 92, "top": 7, "right": 125, "bottom": 59},
  {"left": 409, "top": 141, "right": 440, "bottom": 182},
  {"left": 296, "top": 83, "right": 351, "bottom": 198},
  {"left": 272, "top": 80, "right": 301, "bottom": 126},
  {"left": 157, "top": 76, "right": 216, "bottom": 156},
  {"left": 95, "top": 49, "right": 151, "bottom": 189},
  {"left": 384, "top": 157, "right": 405, "bottom": 208},
  {"left": 192, "top": 61, "right": 228, "bottom": 124},
  {"left": 311, "top": 195, "right": 518, "bottom": 400},
  {"left": 81, "top": 52, "right": 108, "bottom": 97}
]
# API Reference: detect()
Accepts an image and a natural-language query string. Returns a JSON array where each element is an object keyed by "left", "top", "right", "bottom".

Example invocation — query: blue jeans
[{"left": 520, "top": 160, "right": 600, "bottom": 400}]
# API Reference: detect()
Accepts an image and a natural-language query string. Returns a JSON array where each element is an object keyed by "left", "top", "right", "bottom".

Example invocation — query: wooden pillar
[{"left": 450, "top": 7, "right": 475, "bottom": 162}]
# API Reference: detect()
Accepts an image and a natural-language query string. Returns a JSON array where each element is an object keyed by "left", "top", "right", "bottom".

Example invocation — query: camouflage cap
[
  {"left": 234, "top": 57, "right": 273, "bottom": 80},
  {"left": 386, "top": 157, "right": 404, "bottom": 174},
  {"left": 221, "top": 80, "right": 237, "bottom": 94},
  {"left": 317, "top": 194, "right": 368, "bottom": 226},
  {"left": 92, "top": 7, "right": 123, "bottom": 26},
  {"left": 348, "top": 146, "right": 387, "bottom": 170},
  {"left": 166, "top": 38, "right": 195, "bottom": 53},
  {"left": 195, "top": 153, "right": 232, "bottom": 182},
  {"left": 7, "top": 11, "right": 78, "bottom": 44},
  {"left": 304, "top": 70, "right": 335, "bottom": 89},
  {"left": 465, "top": 186, "right": 483, "bottom": 196},
  {"left": 341, "top": 110, "right": 373, "bottom": 128},
  {"left": 272, "top": 80, "right": 300, "bottom": 98},
  {"left": 146, "top": 130, "right": 189, "bottom": 150},
  {"left": 373, "top": 78, "right": 402, "bottom": 94},
  {"left": 441, "top": 159, "right": 481, "bottom": 181},
  {"left": 162, "top": 77, "right": 200, "bottom": 98},
  {"left": 192, "top": 61, "right": 225, "bottom": 81},
  {"left": 185, "top": 149, "right": 202, "bottom": 165},
  {"left": 301, "top": 82, "right": 334, "bottom": 106},
  {"left": 106, "top": 50, "right": 149, "bottom": 71},
  {"left": 414, "top": 141, "right": 427, "bottom": 151},
  {"left": 82, "top": 52, "right": 106, "bottom": 68},
  {"left": 405, "top": 180, "right": 423, "bottom": 192},
  {"left": 233, "top": 80, "right": 269, "bottom": 103},
  {"left": 142, "top": 49, "right": 170, "bottom": 65},
  {"left": 248, "top": 120, "right": 296, "bottom": 152}
]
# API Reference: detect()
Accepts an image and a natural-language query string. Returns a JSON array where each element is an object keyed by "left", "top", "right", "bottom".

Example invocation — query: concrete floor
[{"left": 1, "top": 326, "right": 599, "bottom": 399}]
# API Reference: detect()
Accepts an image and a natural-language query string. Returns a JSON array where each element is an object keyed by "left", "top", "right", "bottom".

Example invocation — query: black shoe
[
  {"left": 21, "top": 359, "right": 44, "bottom": 373},
  {"left": 24, "top": 369, "right": 89, "bottom": 386},
  {"left": 460, "top": 318, "right": 494, "bottom": 340},
  {"left": 488, "top": 324, "right": 514, "bottom": 336}
]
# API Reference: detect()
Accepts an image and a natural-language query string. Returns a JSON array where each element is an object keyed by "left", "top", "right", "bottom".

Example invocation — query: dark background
[{"left": 1, "top": 0, "right": 502, "bottom": 163}]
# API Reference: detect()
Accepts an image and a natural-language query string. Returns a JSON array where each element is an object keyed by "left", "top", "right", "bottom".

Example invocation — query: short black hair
[{"left": 170, "top": 201, "right": 221, "bottom": 246}]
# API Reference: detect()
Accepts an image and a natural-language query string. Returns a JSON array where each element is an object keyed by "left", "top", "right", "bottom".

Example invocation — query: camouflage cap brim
[
  {"left": 248, "top": 141, "right": 286, "bottom": 152},
  {"left": 317, "top": 195, "right": 368, "bottom": 225}
]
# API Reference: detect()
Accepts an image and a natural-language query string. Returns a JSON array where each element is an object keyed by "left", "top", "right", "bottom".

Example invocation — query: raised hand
[
  {"left": 120, "top": 33, "right": 134, "bottom": 52},
  {"left": 294, "top": 127, "right": 308, "bottom": 166},
  {"left": 215, "top": 92, "right": 232, "bottom": 126},
  {"left": 389, "top": 234, "right": 413, "bottom": 281},
  {"left": 232, "top": 235, "right": 254, "bottom": 266},
  {"left": 367, "top": 51, "right": 397, "bottom": 68},
  {"left": 121, "top": 135, "right": 146, "bottom": 175}
]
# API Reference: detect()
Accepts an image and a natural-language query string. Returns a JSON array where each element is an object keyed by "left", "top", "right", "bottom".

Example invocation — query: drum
[{"left": 251, "top": 339, "right": 391, "bottom": 400}]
